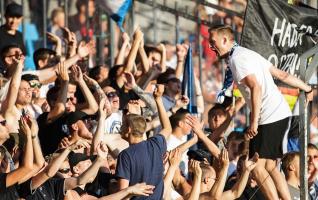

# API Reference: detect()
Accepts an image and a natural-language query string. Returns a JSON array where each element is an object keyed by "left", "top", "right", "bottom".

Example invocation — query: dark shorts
[{"left": 249, "top": 117, "right": 291, "bottom": 160}]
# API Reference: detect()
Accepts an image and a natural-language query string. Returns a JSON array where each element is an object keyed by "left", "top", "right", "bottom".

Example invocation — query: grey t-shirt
[{"left": 288, "top": 184, "right": 300, "bottom": 200}]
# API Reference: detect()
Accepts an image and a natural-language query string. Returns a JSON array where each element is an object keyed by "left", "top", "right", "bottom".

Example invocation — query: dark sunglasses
[
  {"left": 106, "top": 91, "right": 118, "bottom": 99},
  {"left": 58, "top": 168, "right": 71, "bottom": 174},
  {"left": 66, "top": 97, "right": 75, "bottom": 102},
  {"left": 0, "top": 120, "right": 7, "bottom": 126},
  {"left": 29, "top": 82, "right": 42, "bottom": 88}
]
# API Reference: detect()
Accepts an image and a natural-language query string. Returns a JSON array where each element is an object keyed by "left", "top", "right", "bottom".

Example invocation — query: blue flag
[
  {"left": 181, "top": 45, "right": 197, "bottom": 114},
  {"left": 99, "top": 0, "right": 132, "bottom": 32}
]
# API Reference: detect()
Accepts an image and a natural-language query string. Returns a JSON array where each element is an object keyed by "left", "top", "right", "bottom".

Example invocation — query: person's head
[
  {"left": 21, "top": 74, "right": 42, "bottom": 99},
  {"left": 157, "top": 68, "right": 181, "bottom": 96},
  {"left": 51, "top": 7, "right": 65, "bottom": 28},
  {"left": 69, "top": 152, "right": 94, "bottom": 177},
  {"left": 89, "top": 65, "right": 109, "bottom": 85},
  {"left": 308, "top": 143, "right": 318, "bottom": 175},
  {"left": 33, "top": 48, "right": 59, "bottom": 70},
  {"left": 208, "top": 104, "right": 227, "bottom": 130},
  {"left": 16, "top": 80, "right": 32, "bottom": 106},
  {"left": 103, "top": 86, "right": 119, "bottom": 112},
  {"left": 281, "top": 152, "right": 300, "bottom": 179},
  {"left": 200, "top": 163, "right": 216, "bottom": 192},
  {"left": 169, "top": 108, "right": 192, "bottom": 134},
  {"left": 0, "top": 115, "right": 9, "bottom": 144},
  {"left": 5, "top": 2, "right": 23, "bottom": 31},
  {"left": 208, "top": 25, "right": 235, "bottom": 57},
  {"left": 1, "top": 44, "right": 24, "bottom": 71},
  {"left": 65, "top": 81, "right": 78, "bottom": 113},
  {"left": 3, "top": 133, "right": 24, "bottom": 163},
  {"left": 108, "top": 65, "right": 124, "bottom": 82},
  {"left": 121, "top": 114, "right": 146, "bottom": 144},
  {"left": 76, "top": 0, "right": 95, "bottom": 17},
  {"left": 58, "top": 158, "right": 72, "bottom": 178},
  {"left": 145, "top": 46, "right": 162, "bottom": 68},
  {"left": 226, "top": 131, "right": 244, "bottom": 161},
  {"left": 66, "top": 111, "right": 92, "bottom": 140}
]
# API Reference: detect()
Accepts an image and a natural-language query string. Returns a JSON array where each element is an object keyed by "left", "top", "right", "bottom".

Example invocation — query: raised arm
[
  {"left": 71, "top": 65, "right": 98, "bottom": 115},
  {"left": 241, "top": 74, "right": 261, "bottom": 139},
  {"left": 99, "top": 183, "right": 155, "bottom": 200},
  {"left": 123, "top": 27, "right": 143, "bottom": 75},
  {"left": 138, "top": 36, "right": 150, "bottom": 73},
  {"left": 163, "top": 148, "right": 182, "bottom": 200},
  {"left": 154, "top": 84, "right": 172, "bottom": 139},
  {"left": 208, "top": 149, "right": 229, "bottom": 199},
  {"left": 37, "top": 40, "right": 94, "bottom": 84},
  {"left": 62, "top": 28, "right": 78, "bottom": 59},
  {"left": 116, "top": 32, "right": 130, "bottom": 65},
  {"left": 1, "top": 55, "right": 24, "bottom": 118},
  {"left": 6, "top": 117, "right": 33, "bottom": 187},
  {"left": 187, "top": 115, "right": 220, "bottom": 158},
  {"left": 47, "top": 32, "right": 62, "bottom": 56},
  {"left": 47, "top": 62, "right": 68, "bottom": 123},
  {"left": 222, "top": 154, "right": 258, "bottom": 199},
  {"left": 186, "top": 160, "right": 202, "bottom": 200},
  {"left": 92, "top": 98, "right": 108, "bottom": 153},
  {"left": 157, "top": 44, "right": 167, "bottom": 72},
  {"left": 175, "top": 44, "right": 187, "bottom": 79}
]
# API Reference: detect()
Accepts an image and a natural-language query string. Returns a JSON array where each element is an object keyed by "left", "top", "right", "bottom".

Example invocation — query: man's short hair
[
  {"left": 169, "top": 108, "right": 190, "bottom": 130},
  {"left": 125, "top": 114, "right": 147, "bottom": 137},
  {"left": 308, "top": 143, "right": 318, "bottom": 151},
  {"left": 208, "top": 24, "right": 234, "bottom": 41},
  {"left": 208, "top": 104, "right": 226, "bottom": 121},
  {"left": 51, "top": 7, "right": 64, "bottom": 22},
  {"left": 33, "top": 48, "right": 57, "bottom": 70},
  {"left": 0, "top": 44, "right": 22, "bottom": 63},
  {"left": 157, "top": 68, "right": 176, "bottom": 84},
  {"left": 46, "top": 86, "right": 60, "bottom": 108},
  {"left": 281, "top": 151, "right": 299, "bottom": 176}
]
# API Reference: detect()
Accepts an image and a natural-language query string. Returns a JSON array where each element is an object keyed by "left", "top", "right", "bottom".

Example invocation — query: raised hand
[
  {"left": 153, "top": 84, "right": 165, "bottom": 99},
  {"left": 77, "top": 40, "right": 95, "bottom": 58},
  {"left": 122, "top": 32, "right": 130, "bottom": 44},
  {"left": 185, "top": 115, "right": 204, "bottom": 136},
  {"left": 124, "top": 72, "right": 136, "bottom": 90},
  {"left": 127, "top": 183, "right": 155, "bottom": 196},
  {"left": 157, "top": 43, "right": 166, "bottom": 53},
  {"left": 176, "top": 44, "right": 188, "bottom": 62},
  {"left": 176, "top": 95, "right": 190, "bottom": 108},
  {"left": 83, "top": 74, "right": 98, "bottom": 86},
  {"left": 127, "top": 100, "right": 142, "bottom": 115},
  {"left": 243, "top": 153, "right": 259, "bottom": 172},
  {"left": 96, "top": 142, "right": 108, "bottom": 160},
  {"left": 47, "top": 32, "right": 61, "bottom": 44},
  {"left": 56, "top": 61, "right": 69, "bottom": 81},
  {"left": 99, "top": 97, "right": 111, "bottom": 118},
  {"left": 219, "top": 148, "right": 229, "bottom": 167},
  {"left": 168, "top": 148, "right": 182, "bottom": 167},
  {"left": 19, "top": 117, "right": 32, "bottom": 137},
  {"left": 70, "top": 65, "right": 84, "bottom": 83},
  {"left": 134, "top": 27, "right": 144, "bottom": 41},
  {"left": 189, "top": 159, "right": 202, "bottom": 176}
]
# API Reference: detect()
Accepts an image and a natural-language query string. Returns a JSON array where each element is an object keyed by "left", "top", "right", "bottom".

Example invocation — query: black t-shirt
[
  {"left": 0, "top": 173, "right": 20, "bottom": 200},
  {"left": 110, "top": 81, "right": 139, "bottom": 110},
  {"left": 85, "top": 171, "right": 114, "bottom": 197},
  {"left": 37, "top": 112, "right": 70, "bottom": 156},
  {"left": 116, "top": 134, "right": 166, "bottom": 200},
  {"left": 18, "top": 178, "right": 65, "bottom": 200}
]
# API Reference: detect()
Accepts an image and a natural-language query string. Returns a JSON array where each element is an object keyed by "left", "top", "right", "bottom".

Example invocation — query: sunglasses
[
  {"left": 29, "top": 82, "right": 42, "bottom": 88},
  {"left": 0, "top": 120, "right": 7, "bottom": 126},
  {"left": 66, "top": 97, "right": 75, "bottom": 102},
  {"left": 58, "top": 168, "right": 71, "bottom": 174},
  {"left": 106, "top": 91, "right": 118, "bottom": 99}
]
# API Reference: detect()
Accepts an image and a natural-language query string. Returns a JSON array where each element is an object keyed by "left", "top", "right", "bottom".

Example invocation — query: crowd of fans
[{"left": 0, "top": 1, "right": 317, "bottom": 200}]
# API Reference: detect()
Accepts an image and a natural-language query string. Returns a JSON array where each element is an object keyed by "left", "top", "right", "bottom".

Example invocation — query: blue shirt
[{"left": 116, "top": 134, "right": 167, "bottom": 200}]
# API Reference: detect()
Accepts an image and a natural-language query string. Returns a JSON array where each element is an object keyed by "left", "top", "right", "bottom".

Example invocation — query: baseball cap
[
  {"left": 65, "top": 111, "right": 87, "bottom": 126},
  {"left": 68, "top": 152, "right": 96, "bottom": 169},
  {"left": 5, "top": 2, "right": 23, "bottom": 18}
]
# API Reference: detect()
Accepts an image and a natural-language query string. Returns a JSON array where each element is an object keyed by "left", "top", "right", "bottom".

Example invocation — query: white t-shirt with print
[
  {"left": 104, "top": 111, "right": 123, "bottom": 134},
  {"left": 229, "top": 46, "right": 291, "bottom": 125}
]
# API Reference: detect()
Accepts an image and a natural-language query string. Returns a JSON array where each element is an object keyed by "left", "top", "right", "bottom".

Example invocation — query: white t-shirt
[
  {"left": 229, "top": 46, "right": 291, "bottom": 125},
  {"left": 104, "top": 111, "right": 123, "bottom": 134},
  {"left": 167, "top": 134, "right": 189, "bottom": 177}
]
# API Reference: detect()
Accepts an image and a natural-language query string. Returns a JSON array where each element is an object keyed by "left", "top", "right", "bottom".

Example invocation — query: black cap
[
  {"left": 68, "top": 152, "right": 96, "bottom": 169},
  {"left": 65, "top": 111, "right": 87, "bottom": 126},
  {"left": 5, "top": 2, "right": 23, "bottom": 18}
]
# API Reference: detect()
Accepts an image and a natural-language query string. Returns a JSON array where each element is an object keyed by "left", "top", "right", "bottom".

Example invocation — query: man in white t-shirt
[
  {"left": 208, "top": 25, "right": 313, "bottom": 200},
  {"left": 167, "top": 108, "right": 192, "bottom": 177}
]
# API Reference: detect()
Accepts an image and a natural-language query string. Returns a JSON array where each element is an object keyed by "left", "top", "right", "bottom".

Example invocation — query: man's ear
[
  {"left": 38, "top": 60, "right": 45, "bottom": 68},
  {"left": 4, "top": 57, "right": 12, "bottom": 65},
  {"left": 71, "top": 123, "right": 78, "bottom": 131}
]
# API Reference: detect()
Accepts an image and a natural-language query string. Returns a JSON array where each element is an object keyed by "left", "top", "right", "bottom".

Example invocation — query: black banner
[{"left": 241, "top": 0, "right": 318, "bottom": 78}]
